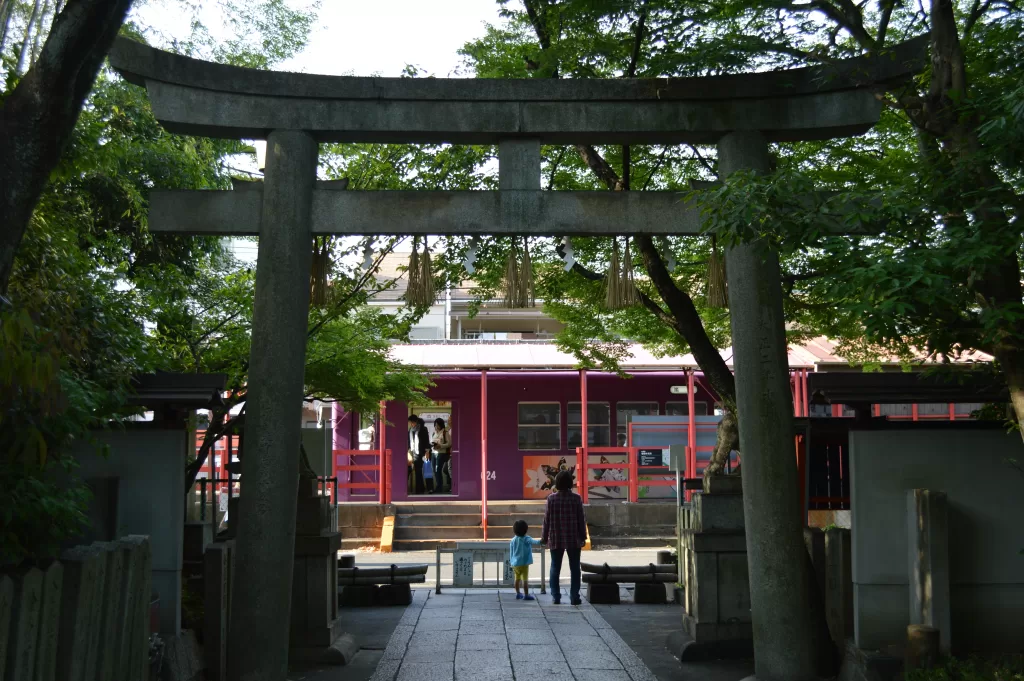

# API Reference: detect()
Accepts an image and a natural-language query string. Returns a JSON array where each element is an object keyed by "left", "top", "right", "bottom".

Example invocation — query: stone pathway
[{"left": 369, "top": 589, "right": 658, "bottom": 681}]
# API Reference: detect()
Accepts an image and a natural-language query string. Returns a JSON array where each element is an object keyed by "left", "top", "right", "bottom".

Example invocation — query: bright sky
[
  {"left": 280, "top": 0, "right": 502, "bottom": 78},
  {"left": 135, "top": 0, "right": 506, "bottom": 263},
  {"left": 137, "top": 0, "right": 504, "bottom": 78}
]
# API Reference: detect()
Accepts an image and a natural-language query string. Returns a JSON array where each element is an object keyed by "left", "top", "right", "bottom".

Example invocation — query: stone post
[
  {"left": 719, "top": 130, "right": 819, "bottom": 681},
  {"left": 35, "top": 560, "right": 63, "bottom": 681},
  {"left": 228, "top": 129, "right": 318, "bottom": 681},
  {"left": 498, "top": 138, "right": 541, "bottom": 232},
  {"left": 4, "top": 568, "right": 42, "bottom": 681},
  {"left": 907, "top": 489, "right": 950, "bottom": 654}
]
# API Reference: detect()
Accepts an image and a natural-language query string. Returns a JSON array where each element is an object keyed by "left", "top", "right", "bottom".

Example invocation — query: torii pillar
[
  {"left": 228, "top": 130, "right": 318, "bottom": 681},
  {"left": 720, "top": 131, "right": 820, "bottom": 680}
]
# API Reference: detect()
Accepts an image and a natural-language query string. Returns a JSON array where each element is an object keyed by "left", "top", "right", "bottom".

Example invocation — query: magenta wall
[{"left": 382, "top": 371, "right": 715, "bottom": 502}]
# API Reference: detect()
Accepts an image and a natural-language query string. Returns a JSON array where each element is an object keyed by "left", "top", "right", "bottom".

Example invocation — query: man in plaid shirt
[{"left": 542, "top": 470, "right": 587, "bottom": 605}]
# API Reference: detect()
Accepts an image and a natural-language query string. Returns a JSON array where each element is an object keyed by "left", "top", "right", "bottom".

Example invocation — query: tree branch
[
  {"left": 626, "top": 2, "right": 648, "bottom": 78},
  {"left": 634, "top": 235, "right": 737, "bottom": 409},
  {"left": 0, "top": 0, "right": 134, "bottom": 294}
]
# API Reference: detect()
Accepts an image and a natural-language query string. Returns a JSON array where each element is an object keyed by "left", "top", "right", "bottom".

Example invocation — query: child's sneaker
[
  {"left": 515, "top": 593, "right": 524, "bottom": 600},
  {"left": 523, "top": 595, "right": 535, "bottom": 601}
]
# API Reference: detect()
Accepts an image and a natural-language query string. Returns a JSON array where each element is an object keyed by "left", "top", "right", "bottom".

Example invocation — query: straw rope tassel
[
  {"left": 605, "top": 238, "right": 622, "bottom": 310},
  {"left": 418, "top": 242, "right": 435, "bottom": 307},
  {"left": 706, "top": 236, "right": 728, "bottom": 308},
  {"left": 503, "top": 242, "right": 522, "bottom": 309},
  {"left": 519, "top": 238, "right": 535, "bottom": 308},
  {"left": 310, "top": 236, "right": 330, "bottom": 307},
  {"left": 405, "top": 237, "right": 422, "bottom": 305},
  {"left": 621, "top": 238, "right": 640, "bottom": 307}
]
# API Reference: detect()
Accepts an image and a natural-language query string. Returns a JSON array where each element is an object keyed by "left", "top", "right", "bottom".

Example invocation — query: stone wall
[
  {"left": 585, "top": 502, "right": 676, "bottom": 538},
  {"left": 72, "top": 429, "right": 186, "bottom": 636},
  {"left": 1, "top": 537, "right": 152, "bottom": 681},
  {"left": 337, "top": 503, "right": 392, "bottom": 540},
  {"left": 849, "top": 427, "right": 1024, "bottom": 654}
]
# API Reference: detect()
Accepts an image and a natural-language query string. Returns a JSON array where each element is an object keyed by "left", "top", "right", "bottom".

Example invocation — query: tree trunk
[
  {"left": 995, "top": 348, "right": 1024, "bottom": 442},
  {"left": 633, "top": 234, "right": 741, "bottom": 479},
  {"left": 0, "top": 0, "right": 134, "bottom": 295},
  {"left": 16, "top": 0, "right": 44, "bottom": 73}
]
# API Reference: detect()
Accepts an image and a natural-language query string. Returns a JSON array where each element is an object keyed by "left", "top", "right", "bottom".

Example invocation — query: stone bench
[
  {"left": 581, "top": 562, "right": 675, "bottom": 604},
  {"left": 336, "top": 557, "right": 427, "bottom": 607}
]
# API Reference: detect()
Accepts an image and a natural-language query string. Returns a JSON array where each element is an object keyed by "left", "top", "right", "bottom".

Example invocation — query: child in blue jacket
[{"left": 509, "top": 520, "right": 542, "bottom": 600}]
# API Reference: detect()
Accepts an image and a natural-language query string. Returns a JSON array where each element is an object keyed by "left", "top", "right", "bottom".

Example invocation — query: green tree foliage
[{"left": 1, "top": 0, "right": 430, "bottom": 564}]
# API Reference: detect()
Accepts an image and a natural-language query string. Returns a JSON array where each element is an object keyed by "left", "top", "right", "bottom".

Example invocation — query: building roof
[
  {"left": 807, "top": 371, "right": 1007, "bottom": 405},
  {"left": 389, "top": 338, "right": 994, "bottom": 371},
  {"left": 128, "top": 372, "right": 227, "bottom": 408}
]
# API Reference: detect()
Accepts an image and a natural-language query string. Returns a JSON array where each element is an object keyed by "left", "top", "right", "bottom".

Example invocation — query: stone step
[
  {"left": 394, "top": 526, "right": 484, "bottom": 540},
  {"left": 396, "top": 513, "right": 481, "bottom": 527},
  {"left": 588, "top": 536, "right": 676, "bottom": 549},
  {"left": 393, "top": 504, "right": 481, "bottom": 515},
  {"left": 340, "top": 537, "right": 380, "bottom": 550}
]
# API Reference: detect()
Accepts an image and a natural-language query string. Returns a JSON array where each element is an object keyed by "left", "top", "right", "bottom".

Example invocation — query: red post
[
  {"left": 911, "top": 403, "right": 919, "bottom": 421},
  {"left": 379, "top": 400, "right": 387, "bottom": 505},
  {"left": 580, "top": 369, "right": 588, "bottom": 504},
  {"left": 628, "top": 447, "right": 639, "bottom": 503},
  {"left": 687, "top": 369, "right": 696, "bottom": 486},
  {"left": 795, "top": 434, "right": 807, "bottom": 526},
  {"left": 385, "top": 451, "right": 392, "bottom": 505},
  {"left": 873, "top": 403, "right": 881, "bottom": 418},
  {"left": 481, "top": 370, "right": 488, "bottom": 540},
  {"left": 801, "top": 369, "right": 809, "bottom": 418},
  {"left": 948, "top": 403, "right": 956, "bottom": 421},
  {"left": 831, "top": 403, "right": 842, "bottom": 418}
]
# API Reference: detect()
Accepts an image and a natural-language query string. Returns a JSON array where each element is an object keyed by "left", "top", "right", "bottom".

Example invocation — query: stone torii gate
[{"left": 110, "top": 37, "right": 923, "bottom": 681}]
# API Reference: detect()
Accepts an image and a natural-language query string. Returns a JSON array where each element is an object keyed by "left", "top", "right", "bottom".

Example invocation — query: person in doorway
[
  {"left": 430, "top": 417, "right": 451, "bottom": 494},
  {"left": 509, "top": 520, "right": 541, "bottom": 600},
  {"left": 407, "top": 415, "right": 430, "bottom": 495},
  {"left": 422, "top": 447, "right": 435, "bottom": 493},
  {"left": 542, "top": 470, "right": 587, "bottom": 605}
]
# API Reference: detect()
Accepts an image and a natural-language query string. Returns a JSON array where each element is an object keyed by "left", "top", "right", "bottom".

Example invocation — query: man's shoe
[
  {"left": 515, "top": 593, "right": 524, "bottom": 600},
  {"left": 570, "top": 599, "right": 582, "bottom": 606},
  {"left": 552, "top": 599, "right": 561, "bottom": 605},
  {"left": 523, "top": 595, "right": 535, "bottom": 601}
]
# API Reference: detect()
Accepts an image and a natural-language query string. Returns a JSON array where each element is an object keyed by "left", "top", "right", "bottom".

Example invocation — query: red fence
[
  {"left": 575, "top": 447, "right": 677, "bottom": 503},
  {"left": 333, "top": 449, "right": 391, "bottom": 504}
]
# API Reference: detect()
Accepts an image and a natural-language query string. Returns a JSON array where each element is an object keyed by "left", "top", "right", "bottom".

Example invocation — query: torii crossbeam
[{"left": 109, "top": 36, "right": 925, "bottom": 681}]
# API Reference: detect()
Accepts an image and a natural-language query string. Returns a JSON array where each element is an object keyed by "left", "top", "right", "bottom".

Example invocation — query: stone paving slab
[
  {"left": 573, "top": 670, "right": 633, "bottom": 681},
  {"left": 455, "top": 649, "right": 512, "bottom": 669},
  {"left": 506, "top": 629, "right": 556, "bottom": 645},
  {"left": 460, "top": 620, "right": 505, "bottom": 634},
  {"left": 563, "top": 648, "right": 624, "bottom": 671},
  {"left": 396, "top": 662, "right": 453, "bottom": 681},
  {"left": 513, "top": 659, "right": 574, "bottom": 680},
  {"left": 368, "top": 587, "right": 663, "bottom": 681},
  {"left": 509, "top": 643, "right": 566, "bottom": 662},
  {"left": 455, "top": 668, "right": 514, "bottom": 681},
  {"left": 458, "top": 633, "right": 508, "bottom": 650}
]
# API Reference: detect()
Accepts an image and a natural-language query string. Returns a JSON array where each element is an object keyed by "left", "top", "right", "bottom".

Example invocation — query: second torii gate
[{"left": 110, "top": 36, "right": 924, "bottom": 681}]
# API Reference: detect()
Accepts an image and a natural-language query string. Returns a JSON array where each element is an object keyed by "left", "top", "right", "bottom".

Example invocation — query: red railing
[
  {"left": 333, "top": 448, "right": 391, "bottom": 504},
  {"left": 576, "top": 446, "right": 677, "bottom": 503}
]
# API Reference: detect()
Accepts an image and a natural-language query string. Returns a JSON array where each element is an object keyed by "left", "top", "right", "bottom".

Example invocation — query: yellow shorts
[{"left": 512, "top": 565, "right": 530, "bottom": 581}]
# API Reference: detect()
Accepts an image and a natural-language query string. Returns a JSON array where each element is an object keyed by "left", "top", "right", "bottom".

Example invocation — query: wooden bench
[
  {"left": 581, "top": 562, "right": 675, "bottom": 604},
  {"left": 337, "top": 563, "right": 428, "bottom": 607}
]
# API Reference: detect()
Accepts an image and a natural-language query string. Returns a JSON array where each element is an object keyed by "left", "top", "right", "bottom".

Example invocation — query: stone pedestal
[
  {"left": 907, "top": 489, "right": 950, "bottom": 655},
  {"left": 676, "top": 488, "right": 753, "bottom": 661},
  {"left": 634, "top": 583, "right": 667, "bottom": 604},
  {"left": 586, "top": 583, "right": 620, "bottom": 604},
  {"left": 290, "top": 495, "right": 351, "bottom": 665}
]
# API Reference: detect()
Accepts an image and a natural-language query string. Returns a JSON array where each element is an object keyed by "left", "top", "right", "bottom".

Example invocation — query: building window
[
  {"left": 567, "top": 402, "right": 611, "bottom": 449},
  {"left": 665, "top": 401, "right": 709, "bottom": 417},
  {"left": 518, "top": 403, "right": 561, "bottom": 451},
  {"left": 616, "top": 402, "right": 659, "bottom": 446}
]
